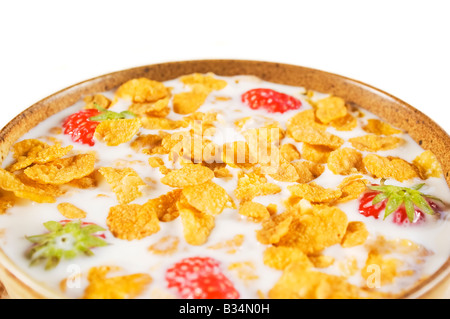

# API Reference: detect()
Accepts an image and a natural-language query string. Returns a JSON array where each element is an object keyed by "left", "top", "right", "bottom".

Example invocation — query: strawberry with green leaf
[
  {"left": 358, "top": 179, "right": 443, "bottom": 225},
  {"left": 25, "top": 220, "right": 107, "bottom": 270},
  {"left": 62, "top": 104, "right": 136, "bottom": 146}
]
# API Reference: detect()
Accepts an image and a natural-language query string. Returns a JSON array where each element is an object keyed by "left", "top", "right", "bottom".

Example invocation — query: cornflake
[
  {"left": 98, "top": 167, "right": 146, "bottom": 204},
  {"left": 341, "top": 221, "right": 369, "bottom": 248},
  {"left": 160, "top": 164, "right": 214, "bottom": 187},
  {"left": 276, "top": 205, "right": 348, "bottom": 255},
  {"left": 128, "top": 97, "right": 171, "bottom": 117},
  {"left": 238, "top": 201, "right": 270, "bottom": 222},
  {"left": 180, "top": 73, "right": 227, "bottom": 91},
  {"left": 0, "top": 190, "right": 15, "bottom": 215},
  {"left": 291, "top": 126, "right": 344, "bottom": 150},
  {"left": 173, "top": 86, "right": 209, "bottom": 115},
  {"left": 57, "top": 202, "right": 87, "bottom": 219},
  {"left": 413, "top": 150, "right": 443, "bottom": 179},
  {"left": 182, "top": 181, "right": 233, "bottom": 216},
  {"left": 178, "top": 199, "right": 215, "bottom": 246},
  {"left": 263, "top": 246, "right": 312, "bottom": 270},
  {"left": 95, "top": 118, "right": 141, "bottom": 146},
  {"left": 107, "top": 203, "right": 160, "bottom": 240},
  {"left": 349, "top": 134, "right": 404, "bottom": 152},
  {"left": 287, "top": 183, "right": 342, "bottom": 204},
  {"left": 83, "top": 94, "right": 111, "bottom": 109},
  {"left": 144, "top": 189, "right": 182, "bottom": 222},
  {"left": 234, "top": 172, "right": 281, "bottom": 202},
  {"left": 362, "top": 119, "right": 402, "bottom": 135},
  {"left": 268, "top": 262, "right": 369, "bottom": 299},
  {"left": 315, "top": 96, "right": 348, "bottom": 124},
  {"left": 301, "top": 143, "right": 332, "bottom": 164},
  {"left": 8, "top": 140, "right": 73, "bottom": 172},
  {"left": 327, "top": 147, "right": 365, "bottom": 175},
  {"left": 23, "top": 153, "right": 96, "bottom": 185},
  {"left": 83, "top": 266, "right": 152, "bottom": 299},
  {"left": 115, "top": 78, "right": 169, "bottom": 103},
  {"left": 337, "top": 175, "right": 368, "bottom": 203},
  {"left": 363, "top": 154, "right": 419, "bottom": 182}
]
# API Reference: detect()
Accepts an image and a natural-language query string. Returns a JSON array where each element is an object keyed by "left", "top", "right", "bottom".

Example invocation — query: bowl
[{"left": 0, "top": 59, "right": 449, "bottom": 299}]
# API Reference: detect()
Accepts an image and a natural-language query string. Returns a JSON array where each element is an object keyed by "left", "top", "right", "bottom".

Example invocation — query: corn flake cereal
[
  {"left": 178, "top": 201, "right": 215, "bottom": 245},
  {"left": 140, "top": 116, "right": 187, "bottom": 130},
  {"left": 173, "top": 86, "right": 209, "bottom": 115},
  {"left": 238, "top": 201, "right": 270, "bottom": 222},
  {"left": 160, "top": 164, "right": 214, "bottom": 187},
  {"left": 22, "top": 153, "right": 95, "bottom": 185},
  {"left": 349, "top": 134, "right": 404, "bottom": 152},
  {"left": 268, "top": 263, "right": 368, "bottom": 299},
  {"left": 128, "top": 97, "right": 170, "bottom": 117},
  {"left": 315, "top": 96, "right": 348, "bottom": 124},
  {"left": 286, "top": 109, "right": 327, "bottom": 136},
  {"left": 83, "top": 266, "right": 152, "bottom": 299},
  {"left": 182, "top": 181, "right": 233, "bottom": 216},
  {"left": 413, "top": 150, "right": 443, "bottom": 179},
  {"left": 287, "top": 183, "right": 342, "bottom": 204},
  {"left": 291, "top": 126, "right": 344, "bottom": 150},
  {"left": 83, "top": 94, "right": 112, "bottom": 109},
  {"left": 99, "top": 167, "right": 146, "bottom": 204},
  {"left": 363, "top": 119, "right": 402, "bottom": 135},
  {"left": 337, "top": 175, "right": 368, "bottom": 203},
  {"left": 256, "top": 212, "right": 293, "bottom": 245},
  {"left": 107, "top": 203, "right": 160, "bottom": 240},
  {"left": 301, "top": 143, "right": 332, "bottom": 164},
  {"left": 327, "top": 147, "right": 364, "bottom": 175},
  {"left": 115, "top": 78, "right": 169, "bottom": 103},
  {"left": 234, "top": 172, "right": 281, "bottom": 202},
  {"left": 145, "top": 189, "right": 182, "bottom": 222},
  {"left": 263, "top": 246, "right": 313, "bottom": 270},
  {"left": 330, "top": 113, "right": 357, "bottom": 131},
  {"left": 9, "top": 140, "right": 73, "bottom": 172},
  {"left": 180, "top": 73, "right": 227, "bottom": 91},
  {"left": 95, "top": 118, "right": 141, "bottom": 146},
  {"left": 276, "top": 205, "right": 348, "bottom": 254},
  {"left": 57, "top": 202, "right": 87, "bottom": 219},
  {"left": 363, "top": 154, "right": 419, "bottom": 182},
  {"left": 280, "top": 143, "right": 301, "bottom": 162},
  {"left": 0, "top": 190, "right": 15, "bottom": 215},
  {"left": 341, "top": 221, "right": 369, "bottom": 248}
]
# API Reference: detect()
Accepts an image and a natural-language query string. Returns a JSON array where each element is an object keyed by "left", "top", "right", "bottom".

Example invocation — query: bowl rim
[{"left": 0, "top": 58, "right": 449, "bottom": 299}]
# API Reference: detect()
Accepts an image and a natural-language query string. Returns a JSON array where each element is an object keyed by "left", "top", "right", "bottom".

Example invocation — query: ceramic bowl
[{"left": 0, "top": 60, "right": 449, "bottom": 299}]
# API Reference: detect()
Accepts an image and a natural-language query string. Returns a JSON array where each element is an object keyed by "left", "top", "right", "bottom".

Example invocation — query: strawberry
[
  {"left": 165, "top": 256, "right": 240, "bottom": 299},
  {"left": 241, "top": 88, "right": 302, "bottom": 113},
  {"left": 63, "top": 109, "right": 101, "bottom": 146},
  {"left": 26, "top": 220, "right": 107, "bottom": 270},
  {"left": 62, "top": 104, "right": 136, "bottom": 146},
  {"left": 358, "top": 179, "right": 442, "bottom": 225}
]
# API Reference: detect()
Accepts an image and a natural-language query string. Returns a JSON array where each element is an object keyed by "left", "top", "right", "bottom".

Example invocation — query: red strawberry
[
  {"left": 358, "top": 190, "right": 386, "bottom": 219},
  {"left": 241, "top": 88, "right": 302, "bottom": 113},
  {"left": 62, "top": 106, "right": 136, "bottom": 146},
  {"left": 358, "top": 182, "right": 441, "bottom": 226},
  {"left": 165, "top": 256, "right": 240, "bottom": 299},
  {"left": 62, "top": 109, "right": 101, "bottom": 146}
]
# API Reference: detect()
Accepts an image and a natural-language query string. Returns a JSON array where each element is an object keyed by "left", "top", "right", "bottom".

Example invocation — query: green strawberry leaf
[
  {"left": 25, "top": 220, "right": 107, "bottom": 270},
  {"left": 89, "top": 102, "right": 136, "bottom": 121},
  {"left": 383, "top": 193, "right": 404, "bottom": 220},
  {"left": 367, "top": 180, "right": 441, "bottom": 223}
]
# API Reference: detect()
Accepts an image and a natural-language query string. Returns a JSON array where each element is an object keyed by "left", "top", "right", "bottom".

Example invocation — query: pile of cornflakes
[{"left": 0, "top": 72, "right": 448, "bottom": 300}]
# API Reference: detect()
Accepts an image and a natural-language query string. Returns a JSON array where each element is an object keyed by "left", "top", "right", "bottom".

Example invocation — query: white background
[{"left": 1, "top": 0, "right": 449, "bottom": 134}]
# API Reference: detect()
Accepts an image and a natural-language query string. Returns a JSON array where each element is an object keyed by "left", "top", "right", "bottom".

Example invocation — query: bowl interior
[{"left": 0, "top": 59, "right": 449, "bottom": 298}]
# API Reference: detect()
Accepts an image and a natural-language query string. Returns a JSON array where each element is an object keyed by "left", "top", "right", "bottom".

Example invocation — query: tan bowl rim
[{"left": 0, "top": 59, "right": 449, "bottom": 299}]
